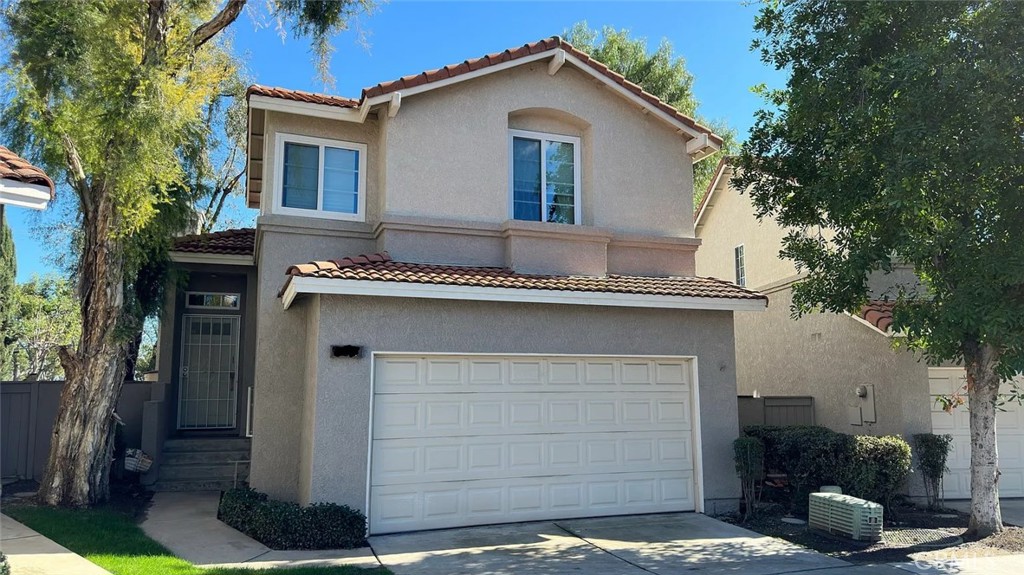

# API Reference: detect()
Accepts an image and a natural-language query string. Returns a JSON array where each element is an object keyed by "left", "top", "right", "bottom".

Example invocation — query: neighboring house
[
  {"left": 152, "top": 36, "right": 768, "bottom": 534},
  {"left": 694, "top": 159, "right": 1024, "bottom": 500},
  {"left": 0, "top": 145, "right": 55, "bottom": 211}
]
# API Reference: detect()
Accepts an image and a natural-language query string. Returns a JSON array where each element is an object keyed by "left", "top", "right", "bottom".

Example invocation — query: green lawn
[{"left": 4, "top": 503, "right": 389, "bottom": 575}]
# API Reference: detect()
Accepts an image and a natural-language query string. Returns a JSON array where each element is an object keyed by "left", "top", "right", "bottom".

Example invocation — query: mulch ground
[{"left": 719, "top": 504, "right": 1024, "bottom": 564}]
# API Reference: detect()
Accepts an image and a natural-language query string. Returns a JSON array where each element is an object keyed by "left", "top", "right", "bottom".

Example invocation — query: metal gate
[{"left": 178, "top": 315, "right": 240, "bottom": 429}]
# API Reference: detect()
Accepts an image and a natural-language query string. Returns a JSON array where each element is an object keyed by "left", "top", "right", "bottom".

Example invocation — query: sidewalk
[
  {"left": 140, "top": 491, "right": 380, "bottom": 569},
  {"left": 1, "top": 514, "right": 110, "bottom": 575}
]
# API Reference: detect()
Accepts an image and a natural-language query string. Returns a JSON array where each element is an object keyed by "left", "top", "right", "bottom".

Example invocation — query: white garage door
[
  {"left": 929, "top": 367, "right": 1024, "bottom": 499},
  {"left": 369, "top": 354, "right": 698, "bottom": 534}
]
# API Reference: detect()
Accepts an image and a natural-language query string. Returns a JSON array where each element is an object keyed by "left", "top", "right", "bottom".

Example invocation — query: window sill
[{"left": 271, "top": 206, "right": 366, "bottom": 223}]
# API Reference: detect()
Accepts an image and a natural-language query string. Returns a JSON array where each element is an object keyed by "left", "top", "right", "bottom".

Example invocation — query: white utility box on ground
[{"left": 808, "top": 492, "right": 883, "bottom": 542}]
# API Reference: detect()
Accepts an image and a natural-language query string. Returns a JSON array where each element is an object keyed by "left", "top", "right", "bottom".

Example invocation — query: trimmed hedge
[
  {"left": 0, "top": 551, "right": 9, "bottom": 575},
  {"left": 744, "top": 425, "right": 912, "bottom": 514},
  {"left": 218, "top": 487, "right": 366, "bottom": 550}
]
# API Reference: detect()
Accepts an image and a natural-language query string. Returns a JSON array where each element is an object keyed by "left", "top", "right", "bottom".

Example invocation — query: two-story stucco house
[
  {"left": 151, "top": 37, "right": 768, "bottom": 535},
  {"left": 694, "top": 159, "right": 1024, "bottom": 501}
]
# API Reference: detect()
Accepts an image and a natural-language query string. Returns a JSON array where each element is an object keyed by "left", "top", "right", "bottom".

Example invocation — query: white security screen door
[
  {"left": 369, "top": 354, "right": 697, "bottom": 534},
  {"left": 178, "top": 315, "right": 240, "bottom": 429}
]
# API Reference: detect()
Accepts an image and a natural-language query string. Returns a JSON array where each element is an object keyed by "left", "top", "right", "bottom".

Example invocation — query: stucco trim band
[{"left": 281, "top": 276, "right": 769, "bottom": 312}]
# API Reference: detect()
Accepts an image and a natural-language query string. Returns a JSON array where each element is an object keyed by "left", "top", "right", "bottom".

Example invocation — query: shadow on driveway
[{"left": 368, "top": 512, "right": 903, "bottom": 575}]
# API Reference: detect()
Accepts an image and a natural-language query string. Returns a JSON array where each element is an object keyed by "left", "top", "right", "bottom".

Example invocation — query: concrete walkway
[
  {"left": 946, "top": 498, "right": 1024, "bottom": 527},
  {"left": 1, "top": 514, "right": 110, "bottom": 575},
  {"left": 140, "top": 491, "right": 379, "bottom": 569}
]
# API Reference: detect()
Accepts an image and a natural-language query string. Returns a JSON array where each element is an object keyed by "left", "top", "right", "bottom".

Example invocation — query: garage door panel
[
  {"left": 373, "top": 431, "right": 692, "bottom": 486},
  {"left": 371, "top": 355, "right": 696, "bottom": 534},
  {"left": 375, "top": 356, "right": 690, "bottom": 393},
  {"left": 370, "top": 470, "right": 695, "bottom": 534},
  {"left": 928, "top": 368, "right": 1024, "bottom": 499},
  {"left": 373, "top": 393, "right": 691, "bottom": 439}
]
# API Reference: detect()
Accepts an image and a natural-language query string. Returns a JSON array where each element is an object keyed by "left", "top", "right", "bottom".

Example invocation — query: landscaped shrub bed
[
  {"left": 218, "top": 487, "right": 366, "bottom": 550},
  {"left": 743, "top": 425, "right": 912, "bottom": 515}
]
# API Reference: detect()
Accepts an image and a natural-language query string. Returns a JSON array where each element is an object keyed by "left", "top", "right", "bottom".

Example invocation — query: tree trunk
[
  {"left": 37, "top": 186, "right": 127, "bottom": 507},
  {"left": 963, "top": 341, "right": 1004, "bottom": 539}
]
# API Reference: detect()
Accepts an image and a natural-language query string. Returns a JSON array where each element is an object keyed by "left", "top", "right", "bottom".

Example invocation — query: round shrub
[{"left": 743, "top": 425, "right": 912, "bottom": 516}]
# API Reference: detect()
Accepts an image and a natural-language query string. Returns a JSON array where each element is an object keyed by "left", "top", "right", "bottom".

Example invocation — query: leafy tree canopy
[
  {"left": 565, "top": 22, "right": 738, "bottom": 204},
  {"left": 736, "top": 0, "right": 1024, "bottom": 375},
  {"left": 736, "top": 0, "right": 1024, "bottom": 537},
  {"left": 1, "top": 0, "right": 372, "bottom": 507},
  {"left": 3, "top": 275, "right": 81, "bottom": 381}
]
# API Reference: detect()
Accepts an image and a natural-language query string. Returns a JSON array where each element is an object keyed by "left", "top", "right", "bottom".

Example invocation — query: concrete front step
[
  {"left": 162, "top": 450, "right": 251, "bottom": 466},
  {"left": 158, "top": 462, "right": 250, "bottom": 481},
  {"left": 152, "top": 479, "right": 245, "bottom": 492},
  {"left": 162, "top": 437, "right": 252, "bottom": 452}
]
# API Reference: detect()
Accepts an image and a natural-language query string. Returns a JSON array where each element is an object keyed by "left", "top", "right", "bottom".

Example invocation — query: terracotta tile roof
[
  {"left": 247, "top": 37, "right": 720, "bottom": 146},
  {"left": 246, "top": 85, "right": 359, "bottom": 109},
  {"left": 172, "top": 227, "right": 255, "bottom": 256},
  {"left": 859, "top": 301, "right": 895, "bottom": 333},
  {"left": 284, "top": 252, "right": 765, "bottom": 301},
  {"left": 0, "top": 145, "right": 55, "bottom": 197}
]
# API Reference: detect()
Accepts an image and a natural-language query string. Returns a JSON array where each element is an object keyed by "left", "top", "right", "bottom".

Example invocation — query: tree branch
[
  {"left": 190, "top": 0, "right": 248, "bottom": 53},
  {"left": 142, "top": 0, "right": 169, "bottom": 65}
]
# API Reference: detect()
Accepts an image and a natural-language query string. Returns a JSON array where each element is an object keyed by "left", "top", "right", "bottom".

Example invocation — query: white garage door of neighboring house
[
  {"left": 929, "top": 367, "right": 1024, "bottom": 499},
  {"left": 369, "top": 354, "right": 699, "bottom": 534}
]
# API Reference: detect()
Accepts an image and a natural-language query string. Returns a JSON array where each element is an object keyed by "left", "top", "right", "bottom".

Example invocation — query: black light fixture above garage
[{"left": 331, "top": 345, "right": 362, "bottom": 358}]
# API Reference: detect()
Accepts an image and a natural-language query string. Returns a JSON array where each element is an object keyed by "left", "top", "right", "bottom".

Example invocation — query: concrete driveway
[
  {"left": 946, "top": 498, "right": 1024, "bottom": 527},
  {"left": 368, "top": 513, "right": 904, "bottom": 575}
]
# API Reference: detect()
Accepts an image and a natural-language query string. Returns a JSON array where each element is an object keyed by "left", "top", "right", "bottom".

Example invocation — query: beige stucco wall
[
  {"left": 695, "top": 178, "right": 798, "bottom": 288},
  {"left": 248, "top": 219, "right": 375, "bottom": 499},
  {"left": 382, "top": 65, "right": 694, "bottom": 237},
  {"left": 735, "top": 286, "right": 930, "bottom": 439},
  {"left": 289, "top": 295, "right": 742, "bottom": 514}
]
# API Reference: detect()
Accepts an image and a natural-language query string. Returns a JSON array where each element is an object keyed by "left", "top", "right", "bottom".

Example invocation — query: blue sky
[{"left": 8, "top": 0, "right": 785, "bottom": 281}]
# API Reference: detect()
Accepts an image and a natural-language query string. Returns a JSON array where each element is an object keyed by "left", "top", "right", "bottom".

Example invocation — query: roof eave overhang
[
  {"left": 847, "top": 311, "right": 906, "bottom": 339},
  {"left": 694, "top": 161, "right": 732, "bottom": 229},
  {"left": 281, "top": 276, "right": 767, "bottom": 312},
  {"left": 169, "top": 251, "right": 255, "bottom": 266},
  {"left": 247, "top": 94, "right": 362, "bottom": 122},
  {"left": 0, "top": 179, "right": 52, "bottom": 210}
]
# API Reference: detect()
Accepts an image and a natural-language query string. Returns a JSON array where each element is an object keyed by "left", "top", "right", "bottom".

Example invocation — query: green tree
[
  {"left": 7, "top": 276, "right": 81, "bottom": 380},
  {"left": 1, "top": 0, "right": 371, "bottom": 507},
  {"left": 564, "top": 22, "right": 737, "bottom": 204},
  {"left": 0, "top": 207, "right": 16, "bottom": 377},
  {"left": 736, "top": 0, "right": 1024, "bottom": 538}
]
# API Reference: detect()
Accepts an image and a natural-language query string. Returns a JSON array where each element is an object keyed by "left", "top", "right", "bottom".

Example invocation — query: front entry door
[{"left": 178, "top": 315, "right": 240, "bottom": 429}]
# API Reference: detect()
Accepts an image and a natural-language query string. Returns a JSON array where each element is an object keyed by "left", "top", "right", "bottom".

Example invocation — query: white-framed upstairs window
[
  {"left": 273, "top": 133, "right": 367, "bottom": 222},
  {"left": 508, "top": 129, "right": 582, "bottom": 225},
  {"left": 734, "top": 244, "right": 746, "bottom": 287}
]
